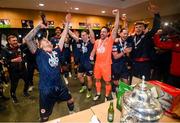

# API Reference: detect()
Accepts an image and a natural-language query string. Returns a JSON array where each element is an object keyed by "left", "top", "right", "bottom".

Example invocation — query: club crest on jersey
[
  {"left": 97, "top": 46, "right": 105, "bottom": 53},
  {"left": 48, "top": 51, "right": 59, "bottom": 67},
  {"left": 82, "top": 46, "right": 88, "bottom": 53},
  {"left": 41, "top": 109, "right": 46, "bottom": 114},
  {"left": 77, "top": 44, "right": 81, "bottom": 48}
]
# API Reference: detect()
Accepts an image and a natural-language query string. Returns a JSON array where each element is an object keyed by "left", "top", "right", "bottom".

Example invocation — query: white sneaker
[
  {"left": 69, "top": 72, "right": 72, "bottom": 78},
  {"left": 63, "top": 76, "right": 69, "bottom": 85},
  {"left": 69, "top": 110, "right": 75, "bottom": 114},
  {"left": 93, "top": 94, "right": 101, "bottom": 101},
  {"left": 28, "top": 86, "right": 34, "bottom": 92},
  {"left": 3, "top": 83, "right": 9, "bottom": 88}
]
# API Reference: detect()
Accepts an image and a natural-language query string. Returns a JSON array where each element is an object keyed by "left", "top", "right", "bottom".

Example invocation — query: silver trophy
[{"left": 121, "top": 76, "right": 163, "bottom": 122}]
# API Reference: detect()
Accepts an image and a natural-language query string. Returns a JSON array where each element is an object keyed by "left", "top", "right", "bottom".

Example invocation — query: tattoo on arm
[
  {"left": 112, "top": 11, "right": 120, "bottom": 40},
  {"left": 23, "top": 25, "right": 41, "bottom": 53}
]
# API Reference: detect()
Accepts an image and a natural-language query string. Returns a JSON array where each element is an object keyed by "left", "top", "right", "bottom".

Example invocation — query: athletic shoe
[
  {"left": 24, "top": 92, "right": 30, "bottom": 97},
  {"left": 93, "top": 94, "right": 101, "bottom": 101},
  {"left": 69, "top": 110, "right": 75, "bottom": 114},
  {"left": 86, "top": 90, "right": 92, "bottom": 98},
  {"left": 12, "top": 97, "right": 18, "bottom": 104},
  {"left": 28, "top": 86, "right": 34, "bottom": 92},
  {"left": 69, "top": 72, "right": 72, "bottom": 78},
  {"left": 79, "top": 86, "right": 87, "bottom": 93},
  {"left": 105, "top": 95, "right": 113, "bottom": 102},
  {"left": 63, "top": 76, "right": 69, "bottom": 85}
]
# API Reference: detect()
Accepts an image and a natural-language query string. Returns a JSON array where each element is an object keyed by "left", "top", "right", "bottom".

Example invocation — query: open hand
[
  {"left": 112, "top": 9, "right": 119, "bottom": 15},
  {"left": 124, "top": 47, "right": 132, "bottom": 53},
  {"left": 148, "top": 2, "right": 159, "bottom": 14},
  {"left": 38, "top": 21, "right": 47, "bottom": 29},
  {"left": 66, "top": 13, "right": 72, "bottom": 23},
  {"left": 121, "top": 14, "right": 127, "bottom": 21}
]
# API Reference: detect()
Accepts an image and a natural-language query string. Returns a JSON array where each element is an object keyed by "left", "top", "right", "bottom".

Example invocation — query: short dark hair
[
  {"left": 55, "top": 26, "right": 61, "bottom": 30},
  {"left": 81, "top": 30, "right": 89, "bottom": 35},
  {"left": 101, "top": 26, "right": 110, "bottom": 32},
  {"left": 119, "top": 28, "right": 127, "bottom": 33},
  {"left": 134, "top": 21, "right": 149, "bottom": 29},
  {"left": 7, "top": 34, "right": 17, "bottom": 41}
]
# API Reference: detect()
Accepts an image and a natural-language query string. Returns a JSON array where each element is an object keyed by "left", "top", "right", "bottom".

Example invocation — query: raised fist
[
  {"left": 112, "top": 9, "right": 119, "bottom": 15},
  {"left": 148, "top": 2, "right": 159, "bottom": 14},
  {"left": 121, "top": 14, "right": 127, "bottom": 21},
  {"left": 66, "top": 13, "right": 72, "bottom": 23},
  {"left": 38, "top": 21, "right": 47, "bottom": 29}
]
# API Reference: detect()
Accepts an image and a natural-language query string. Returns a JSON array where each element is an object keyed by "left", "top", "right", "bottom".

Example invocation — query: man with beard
[
  {"left": 50, "top": 26, "right": 62, "bottom": 48},
  {"left": 2, "top": 35, "right": 30, "bottom": 103},
  {"left": 111, "top": 28, "right": 132, "bottom": 95},
  {"left": 90, "top": 9, "right": 119, "bottom": 101}
]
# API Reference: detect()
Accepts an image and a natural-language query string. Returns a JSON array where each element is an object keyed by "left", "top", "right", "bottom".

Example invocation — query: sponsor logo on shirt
[{"left": 48, "top": 51, "right": 59, "bottom": 67}]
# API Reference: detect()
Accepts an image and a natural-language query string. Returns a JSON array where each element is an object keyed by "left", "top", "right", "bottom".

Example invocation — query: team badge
[{"left": 41, "top": 109, "right": 46, "bottom": 114}]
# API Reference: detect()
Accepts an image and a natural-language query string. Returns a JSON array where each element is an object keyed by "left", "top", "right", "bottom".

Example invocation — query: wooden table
[
  {"left": 47, "top": 109, "right": 94, "bottom": 123},
  {"left": 90, "top": 99, "right": 121, "bottom": 122},
  {"left": 90, "top": 99, "right": 180, "bottom": 123},
  {"left": 48, "top": 99, "right": 179, "bottom": 123}
]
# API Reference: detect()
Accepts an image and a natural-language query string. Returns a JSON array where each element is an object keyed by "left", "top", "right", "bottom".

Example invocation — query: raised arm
[
  {"left": 121, "top": 14, "right": 128, "bottom": 29},
  {"left": 58, "top": 13, "right": 71, "bottom": 51},
  {"left": 147, "top": 2, "right": 161, "bottom": 37},
  {"left": 90, "top": 41, "right": 97, "bottom": 60},
  {"left": 68, "top": 30, "right": 79, "bottom": 42},
  {"left": 23, "top": 24, "right": 42, "bottom": 54},
  {"left": 87, "top": 24, "right": 95, "bottom": 44},
  {"left": 112, "top": 9, "right": 120, "bottom": 40}
]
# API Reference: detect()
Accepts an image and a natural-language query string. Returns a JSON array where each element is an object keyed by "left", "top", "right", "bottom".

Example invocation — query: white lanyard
[
  {"left": 98, "top": 38, "right": 108, "bottom": 48},
  {"left": 97, "top": 38, "right": 107, "bottom": 53},
  {"left": 82, "top": 41, "right": 88, "bottom": 47},
  {"left": 133, "top": 34, "right": 145, "bottom": 49},
  {"left": 119, "top": 38, "right": 127, "bottom": 50},
  {"left": 82, "top": 41, "right": 88, "bottom": 53}
]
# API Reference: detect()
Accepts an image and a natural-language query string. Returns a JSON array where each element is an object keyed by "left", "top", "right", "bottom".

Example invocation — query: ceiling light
[
  {"left": 122, "top": 13, "right": 126, "bottom": 16},
  {"left": 39, "top": 3, "right": 44, "bottom": 7},
  {"left": 164, "top": 22, "right": 169, "bottom": 26},
  {"left": 18, "top": 34, "right": 22, "bottom": 38},
  {"left": 101, "top": 11, "right": 106, "bottom": 14},
  {"left": 74, "top": 7, "right": 79, "bottom": 10}
]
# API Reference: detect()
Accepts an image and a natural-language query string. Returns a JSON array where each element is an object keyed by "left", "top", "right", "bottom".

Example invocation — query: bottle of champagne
[{"left": 107, "top": 101, "right": 114, "bottom": 122}]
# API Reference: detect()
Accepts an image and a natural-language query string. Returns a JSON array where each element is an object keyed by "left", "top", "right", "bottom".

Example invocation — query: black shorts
[
  {"left": 132, "top": 61, "right": 151, "bottom": 81},
  {"left": 78, "top": 61, "right": 93, "bottom": 76},
  {"left": 112, "top": 62, "right": 129, "bottom": 81},
  {"left": 74, "top": 56, "right": 80, "bottom": 65},
  {"left": 39, "top": 85, "right": 72, "bottom": 118}
]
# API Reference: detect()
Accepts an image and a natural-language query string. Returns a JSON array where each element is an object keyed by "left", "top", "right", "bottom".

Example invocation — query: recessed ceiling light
[
  {"left": 101, "top": 11, "right": 106, "bottom": 14},
  {"left": 122, "top": 13, "right": 126, "bottom": 16},
  {"left": 39, "top": 3, "right": 44, "bottom": 7},
  {"left": 164, "top": 22, "right": 169, "bottom": 26},
  {"left": 74, "top": 7, "right": 79, "bottom": 10}
]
